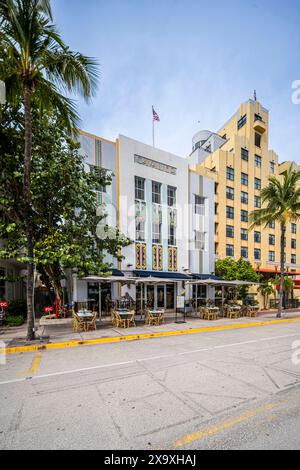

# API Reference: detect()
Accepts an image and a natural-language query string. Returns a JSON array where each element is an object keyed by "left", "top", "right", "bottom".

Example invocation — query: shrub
[
  {"left": 4, "top": 315, "right": 25, "bottom": 327},
  {"left": 7, "top": 300, "right": 27, "bottom": 318}
]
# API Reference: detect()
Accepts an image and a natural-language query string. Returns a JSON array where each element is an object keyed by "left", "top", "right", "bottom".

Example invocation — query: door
[{"left": 157, "top": 285, "right": 165, "bottom": 309}]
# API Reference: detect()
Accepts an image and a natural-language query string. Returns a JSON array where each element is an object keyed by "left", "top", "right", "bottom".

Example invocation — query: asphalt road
[{"left": 0, "top": 321, "right": 300, "bottom": 450}]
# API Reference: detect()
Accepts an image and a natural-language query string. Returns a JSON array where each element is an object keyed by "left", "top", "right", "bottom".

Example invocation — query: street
[{"left": 1, "top": 321, "right": 300, "bottom": 450}]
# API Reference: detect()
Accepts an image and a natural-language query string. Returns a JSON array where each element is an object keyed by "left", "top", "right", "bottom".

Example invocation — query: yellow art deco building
[{"left": 189, "top": 99, "right": 300, "bottom": 300}]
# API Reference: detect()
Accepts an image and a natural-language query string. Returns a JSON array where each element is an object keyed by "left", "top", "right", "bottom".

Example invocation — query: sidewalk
[{"left": 1, "top": 309, "right": 300, "bottom": 350}]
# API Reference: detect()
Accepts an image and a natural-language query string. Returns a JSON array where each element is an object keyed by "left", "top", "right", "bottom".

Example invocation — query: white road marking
[{"left": 1, "top": 332, "right": 300, "bottom": 387}]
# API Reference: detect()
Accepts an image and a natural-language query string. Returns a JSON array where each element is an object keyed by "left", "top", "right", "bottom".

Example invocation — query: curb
[{"left": 1, "top": 316, "right": 300, "bottom": 356}]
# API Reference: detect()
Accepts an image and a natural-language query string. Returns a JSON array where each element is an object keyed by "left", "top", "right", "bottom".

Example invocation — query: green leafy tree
[
  {"left": 216, "top": 257, "right": 260, "bottom": 301},
  {"left": 0, "top": 106, "right": 131, "bottom": 310},
  {"left": 0, "top": 0, "right": 99, "bottom": 339},
  {"left": 250, "top": 167, "right": 300, "bottom": 317}
]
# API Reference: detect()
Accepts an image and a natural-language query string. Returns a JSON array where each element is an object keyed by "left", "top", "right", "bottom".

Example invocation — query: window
[
  {"left": 241, "top": 210, "right": 248, "bottom": 222},
  {"left": 254, "top": 231, "right": 261, "bottom": 243},
  {"left": 292, "top": 239, "right": 297, "bottom": 250},
  {"left": 226, "top": 244, "right": 234, "bottom": 257},
  {"left": 269, "top": 220, "right": 275, "bottom": 229},
  {"left": 255, "top": 154, "right": 262, "bottom": 168},
  {"left": 215, "top": 183, "right": 219, "bottom": 195},
  {"left": 269, "top": 251, "right": 275, "bottom": 262},
  {"left": 291, "top": 254, "right": 297, "bottom": 264},
  {"left": 241, "top": 228, "right": 248, "bottom": 241},
  {"left": 226, "top": 225, "right": 234, "bottom": 238},
  {"left": 270, "top": 161, "right": 275, "bottom": 174},
  {"left": 195, "top": 195, "right": 205, "bottom": 215},
  {"left": 269, "top": 234, "right": 275, "bottom": 246},
  {"left": 292, "top": 223, "right": 297, "bottom": 234},
  {"left": 168, "top": 225, "right": 176, "bottom": 246},
  {"left": 152, "top": 181, "right": 161, "bottom": 204},
  {"left": 241, "top": 172, "right": 248, "bottom": 186},
  {"left": 254, "top": 248, "right": 261, "bottom": 260},
  {"left": 152, "top": 223, "right": 161, "bottom": 244},
  {"left": 241, "top": 191, "right": 248, "bottom": 204},
  {"left": 255, "top": 132, "right": 261, "bottom": 148},
  {"left": 226, "top": 187, "right": 234, "bottom": 200},
  {"left": 167, "top": 186, "right": 176, "bottom": 207},
  {"left": 254, "top": 178, "right": 261, "bottom": 190},
  {"left": 135, "top": 176, "right": 145, "bottom": 200},
  {"left": 254, "top": 196, "right": 261, "bottom": 208},
  {"left": 241, "top": 148, "right": 249, "bottom": 161},
  {"left": 226, "top": 206, "right": 234, "bottom": 219},
  {"left": 195, "top": 231, "right": 205, "bottom": 250},
  {"left": 227, "top": 167, "right": 234, "bottom": 181},
  {"left": 241, "top": 247, "right": 248, "bottom": 259},
  {"left": 237, "top": 114, "right": 247, "bottom": 130},
  {"left": 136, "top": 220, "right": 145, "bottom": 241},
  {"left": 254, "top": 113, "right": 263, "bottom": 122}
]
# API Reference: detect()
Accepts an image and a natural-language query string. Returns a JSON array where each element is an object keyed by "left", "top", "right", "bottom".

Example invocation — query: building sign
[{"left": 134, "top": 155, "right": 177, "bottom": 175}]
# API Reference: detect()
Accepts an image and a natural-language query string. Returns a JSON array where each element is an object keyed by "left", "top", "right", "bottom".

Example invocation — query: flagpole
[{"left": 152, "top": 119, "right": 155, "bottom": 147}]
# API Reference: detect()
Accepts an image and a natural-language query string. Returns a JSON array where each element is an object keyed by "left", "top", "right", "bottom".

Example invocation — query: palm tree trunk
[
  {"left": 24, "top": 83, "right": 35, "bottom": 341},
  {"left": 277, "top": 223, "right": 286, "bottom": 318}
]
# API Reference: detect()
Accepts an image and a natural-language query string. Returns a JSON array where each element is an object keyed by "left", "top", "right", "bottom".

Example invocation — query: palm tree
[
  {"left": 250, "top": 166, "right": 300, "bottom": 318},
  {"left": 258, "top": 281, "right": 274, "bottom": 310},
  {"left": 0, "top": 0, "right": 99, "bottom": 340}
]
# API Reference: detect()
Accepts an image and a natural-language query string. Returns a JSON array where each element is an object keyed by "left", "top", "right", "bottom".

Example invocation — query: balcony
[{"left": 253, "top": 115, "right": 266, "bottom": 134}]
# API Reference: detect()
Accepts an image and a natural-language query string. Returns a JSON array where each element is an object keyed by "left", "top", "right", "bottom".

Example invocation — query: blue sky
[{"left": 52, "top": 0, "right": 300, "bottom": 162}]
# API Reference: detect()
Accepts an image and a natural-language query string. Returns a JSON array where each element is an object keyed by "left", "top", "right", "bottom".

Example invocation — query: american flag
[{"left": 152, "top": 106, "right": 160, "bottom": 122}]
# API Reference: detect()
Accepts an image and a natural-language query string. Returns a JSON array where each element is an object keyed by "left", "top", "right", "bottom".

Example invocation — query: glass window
[
  {"left": 241, "top": 228, "right": 248, "bottom": 241},
  {"left": 254, "top": 178, "right": 261, "bottom": 190},
  {"left": 269, "top": 220, "right": 275, "bottom": 229},
  {"left": 254, "top": 231, "right": 261, "bottom": 243},
  {"left": 241, "top": 247, "right": 248, "bottom": 259},
  {"left": 291, "top": 254, "right": 297, "bottom": 264},
  {"left": 226, "top": 206, "right": 234, "bottom": 219},
  {"left": 255, "top": 132, "right": 262, "bottom": 148},
  {"left": 269, "top": 234, "right": 275, "bottom": 246},
  {"left": 254, "top": 248, "right": 261, "bottom": 260},
  {"left": 269, "top": 251, "right": 275, "bottom": 262},
  {"left": 136, "top": 220, "right": 145, "bottom": 241},
  {"left": 168, "top": 225, "right": 176, "bottom": 246},
  {"left": 135, "top": 176, "right": 145, "bottom": 200},
  {"left": 227, "top": 167, "right": 234, "bottom": 181},
  {"left": 241, "top": 148, "right": 249, "bottom": 161},
  {"left": 195, "top": 231, "right": 205, "bottom": 250},
  {"left": 241, "top": 191, "right": 248, "bottom": 204},
  {"left": 152, "top": 223, "right": 161, "bottom": 244},
  {"left": 237, "top": 114, "right": 247, "bottom": 130},
  {"left": 226, "top": 244, "right": 234, "bottom": 257},
  {"left": 195, "top": 195, "right": 205, "bottom": 215},
  {"left": 241, "top": 210, "right": 248, "bottom": 222},
  {"left": 291, "top": 239, "right": 297, "bottom": 250},
  {"left": 226, "top": 187, "right": 234, "bottom": 200},
  {"left": 254, "top": 154, "right": 262, "bottom": 168},
  {"left": 254, "top": 196, "right": 261, "bottom": 208},
  {"left": 152, "top": 181, "right": 161, "bottom": 204},
  {"left": 292, "top": 223, "right": 297, "bottom": 234},
  {"left": 226, "top": 225, "right": 234, "bottom": 238},
  {"left": 167, "top": 186, "right": 176, "bottom": 207},
  {"left": 241, "top": 172, "right": 248, "bottom": 186},
  {"left": 270, "top": 161, "right": 275, "bottom": 174}
]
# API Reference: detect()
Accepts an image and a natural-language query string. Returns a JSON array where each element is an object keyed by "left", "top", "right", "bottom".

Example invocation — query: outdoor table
[{"left": 77, "top": 310, "right": 93, "bottom": 318}]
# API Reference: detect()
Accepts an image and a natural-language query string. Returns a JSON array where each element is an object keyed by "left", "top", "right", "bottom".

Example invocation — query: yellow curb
[{"left": 1, "top": 317, "right": 300, "bottom": 356}]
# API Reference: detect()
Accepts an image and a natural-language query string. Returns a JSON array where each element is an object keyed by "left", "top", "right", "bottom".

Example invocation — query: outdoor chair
[
  {"left": 203, "top": 308, "right": 218, "bottom": 321},
  {"left": 72, "top": 312, "right": 86, "bottom": 332},
  {"left": 127, "top": 310, "right": 136, "bottom": 328},
  {"left": 145, "top": 309, "right": 159, "bottom": 326},
  {"left": 84, "top": 312, "right": 97, "bottom": 331},
  {"left": 227, "top": 308, "right": 239, "bottom": 319},
  {"left": 113, "top": 310, "right": 127, "bottom": 328}
]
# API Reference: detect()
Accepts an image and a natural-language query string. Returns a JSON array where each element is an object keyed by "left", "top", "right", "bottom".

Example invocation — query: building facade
[
  {"left": 189, "top": 99, "right": 300, "bottom": 298},
  {"left": 74, "top": 131, "right": 216, "bottom": 309}
]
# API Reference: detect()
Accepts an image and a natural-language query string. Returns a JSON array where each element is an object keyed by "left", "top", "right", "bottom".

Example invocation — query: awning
[
  {"left": 192, "top": 274, "right": 221, "bottom": 281},
  {"left": 133, "top": 270, "right": 191, "bottom": 280}
]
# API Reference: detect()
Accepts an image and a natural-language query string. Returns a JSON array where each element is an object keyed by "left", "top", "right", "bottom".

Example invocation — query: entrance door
[
  {"left": 157, "top": 285, "right": 165, "bottom": 309},
  {"left": 166, "top": 284, "right": 175, "bottom": 310},
  {"left": 147, "top": 285, "right": 155, "bottom": 309}
]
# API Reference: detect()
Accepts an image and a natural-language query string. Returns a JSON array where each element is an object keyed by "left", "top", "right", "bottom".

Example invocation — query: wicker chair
[{"left": 127, "top": 310, "right": 136, "bottom": 328}]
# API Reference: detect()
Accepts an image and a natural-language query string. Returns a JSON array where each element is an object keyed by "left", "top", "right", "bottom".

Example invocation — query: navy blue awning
[
  {"left": 133, "top": 270, "right": 191, "bottom": 280},
  {"left": 111, "top": 269, "right": 124, "bottom": 277}
]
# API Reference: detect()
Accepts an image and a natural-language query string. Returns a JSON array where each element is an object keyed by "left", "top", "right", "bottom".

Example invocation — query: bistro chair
[
  {"left": 145, "top": 309, "right": 158, "bottom": 327},
  {"left": 113, "top": 310, "right": 127, "bottom": 328},
  {"left": 72, "top": 311, "right": 86, "bottom": 332},
  {"left": 227, "top": 308, "right": 239, "bottom": 319},
  {"left": 84, "top": 312, "right": 97, "bottom": 331},
  {"left": 127, "top": 310, "right": 136, "bottom": 328}
]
